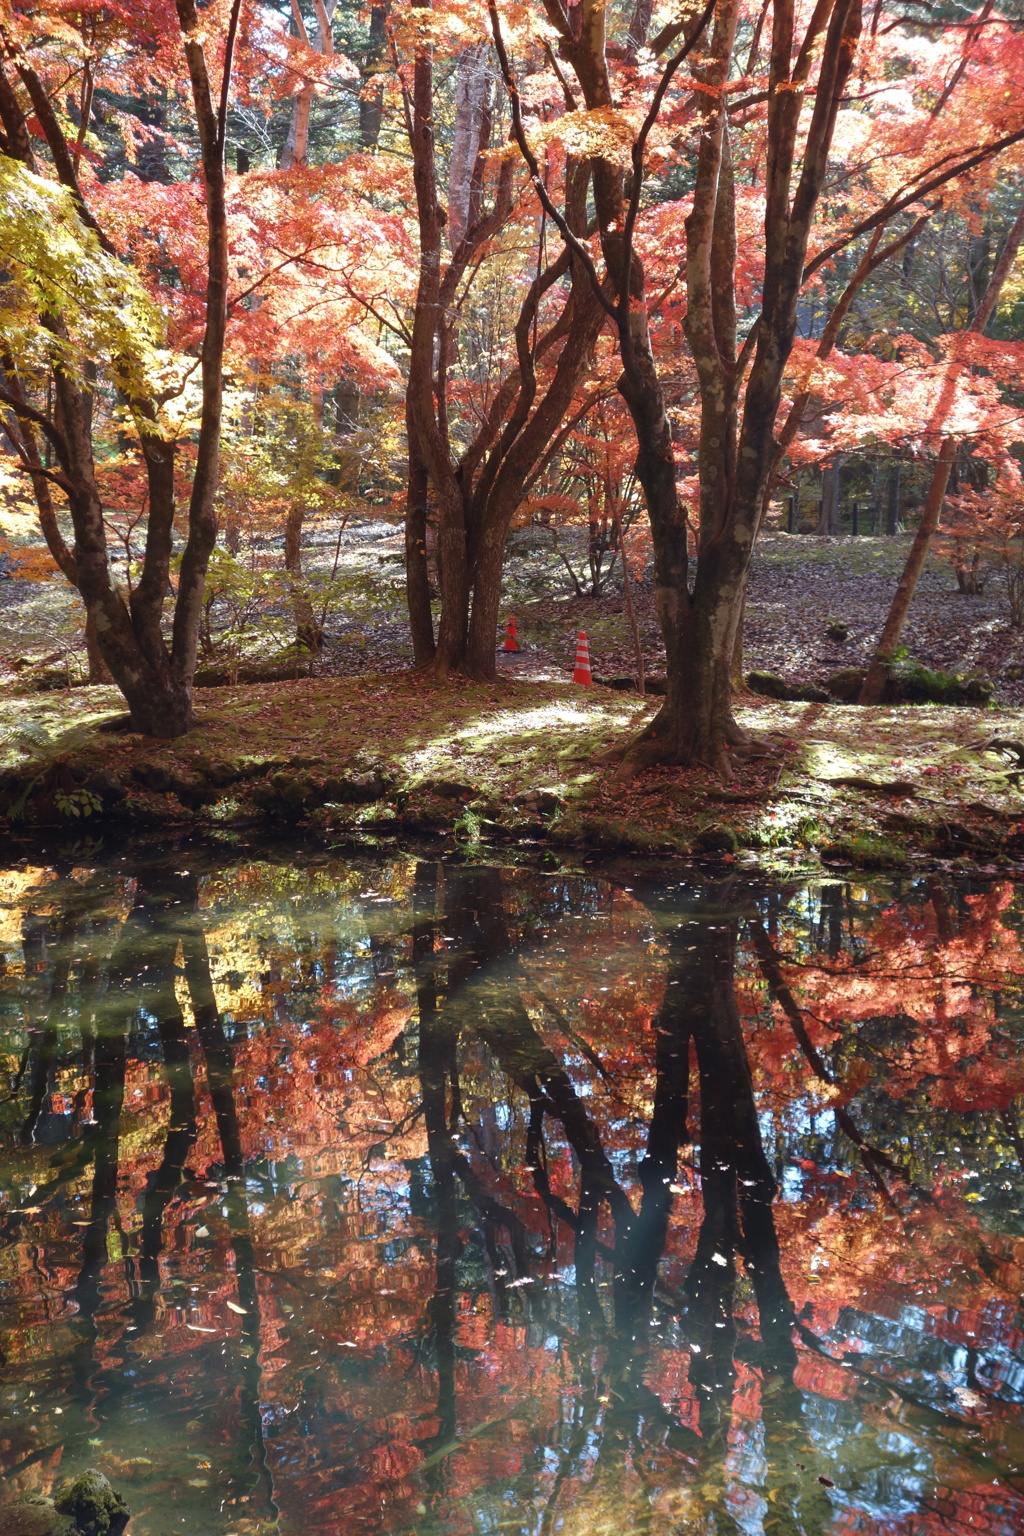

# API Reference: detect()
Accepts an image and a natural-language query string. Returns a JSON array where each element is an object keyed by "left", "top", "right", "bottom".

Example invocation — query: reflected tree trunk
[
  {"left": 414, "top": 863, "right": 459, "bottom": 1468},
  {"left": 182, "top": 912, "right": 279, "bottom": 1527},
  {"left": 685, "top": 909, "right": 796, "bottom": 1370},
  {"left": 133, "top": 995, "right": 197, "bottom": 1330},
  {"left": 74, "top": 871, "right": 195, "bottom": 1319},
  {"left": 183, "top": 927, "right": 244, "bottom": 1177}
]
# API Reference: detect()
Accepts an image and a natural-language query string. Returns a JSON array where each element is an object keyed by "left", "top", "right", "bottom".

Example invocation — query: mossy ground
[{"left": 1, "top": 674, "right": 1023, "bottom": 871}]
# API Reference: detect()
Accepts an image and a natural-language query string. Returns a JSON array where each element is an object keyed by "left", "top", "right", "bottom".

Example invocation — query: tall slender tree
[{"left": 859, "top": 192, "right": 1024, "bottom": 704}]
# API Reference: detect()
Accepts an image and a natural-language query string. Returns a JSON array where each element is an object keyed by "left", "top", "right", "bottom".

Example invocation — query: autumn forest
[{"left": 4, "top": 0, "right": 1024, "bottom": 1533}]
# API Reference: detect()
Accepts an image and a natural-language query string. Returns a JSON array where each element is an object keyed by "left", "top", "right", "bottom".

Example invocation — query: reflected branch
[{"left": 748, "top": 917, "right": 907, "bottom": 1211}]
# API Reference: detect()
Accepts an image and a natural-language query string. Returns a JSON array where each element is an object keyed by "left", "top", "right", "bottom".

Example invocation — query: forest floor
[
  {"left": 5, "top": 525, "right": 1024, "bottom": 697},
  {"left": 2, "top": 671, "right": 1023, "bottom": 873},
  {"left": 2, "top": 523, "right": 1024, "bottom": 869}
]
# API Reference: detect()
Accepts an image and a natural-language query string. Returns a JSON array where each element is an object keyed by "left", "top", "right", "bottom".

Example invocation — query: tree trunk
[
  {"left": 860, "top": 192, "right": 1024, "bottom": 703},
  {"left": 283, "top": 502, "right": 323, "bottom": 658},
  {"left": 0, "top": 2, "right": 242, "bottom": 737},
  {"left": 403, "top": 12, "right": 474, "bottom": 676},
  {"left": 885, "top": 458, "right": 902, "bottom": 535},
  {"left": 404, "top": 13, "right": 599, "bottom": 684},
  {"left": 85, "top": 611, "right": 114, "bottom": 684},
  {"left": 279, "top": 0, "right": 337, "bottom": 170},
  {"left": 635, "top": 543, "right": 750, "bottom": 771},
  {"left": 955, "top": 543, "right": 984, "bottom": 595},
  {"left": 509, "top": 0, "right": 866, "bottom": 773},
  {"left": 359, "top": 5, "right": 387, "bottom": 149},
  {"left": 448, "top": 44, "right": 492, "bottom": 250},
  {"left": 405, "top": 451, "right": 436, "bottom": 665},
  {"left": 816, "top": 460, "right": 840, "bottom": 535}
]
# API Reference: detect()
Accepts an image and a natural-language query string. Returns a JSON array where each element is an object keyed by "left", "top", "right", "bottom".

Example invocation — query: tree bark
[
  {"left": 448, "top": 43, "right": 492, "bottom": 250},
  {"left": 885, "top": 457, "right": 902, "bottom": 536},
  {"left": 405, "top": 449, "right": 436, "bottom": 664},
  {"left": 816, "top": 460, "right": 840, "bottom": 535},
  {"left": 85, "top": 611, "right": 114, "bottom": 684},
  {"left": 495, "top": 0, "right": 861, "bottom": 770},
  {"left": 280, "top": 0, "right": 337, "bottom": 170},
  {"left": 359, "top": 5, "right": 388, "bottom": 149},
  {"left": 283, "top": 502, "right": 323, "bottom": 658}
]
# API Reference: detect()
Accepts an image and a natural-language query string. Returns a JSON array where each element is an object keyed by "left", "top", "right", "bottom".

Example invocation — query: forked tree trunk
[
  {"left": 630, "top": 0, "right": 861, "bottom": 767},
  {"left": 0, "top": 0, "right": 240, "bottom": 737},
  {"left": 280, "top": 0, "right": 337, "bottom": 170},
  {"left": 404, "top": 13, "right": 602, "bottom": 683},
  {"left": 640, "top": 533, "right": 752, "bottom": 769},
  {"left": 494, "top": 0, "right": 861, "bottom": 770}
]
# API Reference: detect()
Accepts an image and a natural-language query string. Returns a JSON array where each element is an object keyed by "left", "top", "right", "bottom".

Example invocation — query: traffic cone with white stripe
[
  {"left": 572, "top": 631, "right": 593, "bottom": 686},
  {"left": 503, "top": 617, "right": 520, "bottom": 652}
]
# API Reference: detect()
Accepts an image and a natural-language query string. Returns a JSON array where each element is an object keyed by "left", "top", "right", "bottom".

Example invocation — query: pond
[{"left": 2, "top": 847, "right": 1024, "bottom": 1536}]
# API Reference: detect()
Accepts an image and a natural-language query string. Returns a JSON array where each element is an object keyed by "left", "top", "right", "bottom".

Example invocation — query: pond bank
[{"left": 2, "top": 674, "right": 1023, "bottom": 872}]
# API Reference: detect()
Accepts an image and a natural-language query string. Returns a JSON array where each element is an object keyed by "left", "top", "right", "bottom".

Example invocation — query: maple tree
[
  {"left": 4, "top": 0, "right": 1024, "bottom": 749},
  {"left": 396, "top": 10, "right": 621, "bottom": 676},
  {"left": 0, "top": 0, "right": 405, "bottom": 729},
  {"left": 501, "top": 0, "right": 1024, "bottom": 767},
  {"left": 0, "top": 0, "right": 245, "bottom": 735}
]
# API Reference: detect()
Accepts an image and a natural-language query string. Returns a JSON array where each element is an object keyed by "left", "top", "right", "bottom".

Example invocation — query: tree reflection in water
[{"left": 2, "top": 853, "right": 1024, "bottom": 1536}]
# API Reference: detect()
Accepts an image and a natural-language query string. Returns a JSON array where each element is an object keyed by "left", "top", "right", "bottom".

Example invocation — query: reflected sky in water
[{"left": 2, "top": 850, "right": 1024, "bottom": 1536}]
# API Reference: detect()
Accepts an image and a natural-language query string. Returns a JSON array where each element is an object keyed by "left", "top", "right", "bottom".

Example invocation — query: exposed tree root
[
  {"left": 410, "top": 654, "right": 498, "bottom": 685},
  {"left": 602, "top": 704, "right": 775, "bottom": 784}
]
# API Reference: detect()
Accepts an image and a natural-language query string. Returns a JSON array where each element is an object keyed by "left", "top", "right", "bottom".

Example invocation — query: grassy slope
[{"left": 1, "top": 675, "right": 1022, "bottom": 868}]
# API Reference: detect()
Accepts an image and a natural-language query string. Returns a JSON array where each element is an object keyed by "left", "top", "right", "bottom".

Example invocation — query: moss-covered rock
[
  {"left": 889, "top": 661, "right": 993, "bottom": 706},
  {"left": 53, "top": 1471, "right": 129, "bottom": 1536},
  {"left": 824, "top": 667, "right": 867, "bottom": 702},
  {"left": 323, "top": 769, "right": 388, "bottom": 803},
  {"left": 826, "top": 661, "right": 994, "bottom": 706},
  {"left": 513, "top": 789, "right": 566, "bottom": 817},
  {"left": 251, "top": 769, "right": 323, "bottom": 819},
  {"left": 399, "top": 789, "right": 459, "bottom": 833},
  {"left": 130, "top": 761, "right": 172, "bottom": 793},
  {"left": 747, "top": 671, "right": 829, "bottom": 704},
  {"left": 82, "top": 769, "right": 126, "bottom": 805},
  {"left": 820, "top": 834, "right": 907, "bottom": 869},
  {"left": 594, "top": 676, "right": 639, "bottom": 691},
  {"left": 692, "top": 822, "right": 740, "bottom": 854}
]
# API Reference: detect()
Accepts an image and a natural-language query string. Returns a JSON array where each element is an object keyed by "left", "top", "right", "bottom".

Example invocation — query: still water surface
[{"left": 2, "top": 849, "right": 1024, "bottom": 1535}]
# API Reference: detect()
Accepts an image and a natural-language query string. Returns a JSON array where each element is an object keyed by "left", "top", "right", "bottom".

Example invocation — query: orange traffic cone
[
  {"left": 503, "top": 617, "right": 520, "bottom": 653},
  {"left": 572, "top": 631, "right": 593, "bottom": 686}
]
